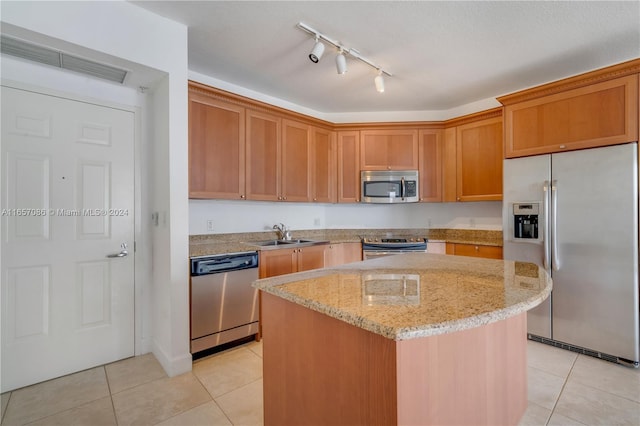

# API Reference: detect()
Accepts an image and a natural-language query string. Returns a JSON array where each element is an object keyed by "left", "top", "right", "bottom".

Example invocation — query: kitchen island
[{"left": 253, "top": 252, "right": 551, "bottom": 426}]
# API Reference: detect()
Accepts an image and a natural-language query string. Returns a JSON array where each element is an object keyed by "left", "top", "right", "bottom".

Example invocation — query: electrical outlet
[
  {"left": 314, "top": 217, "right": 321, "bottom": 226},
  {"left": 206, "top": 220, "right": 214, "bottom": 231}
]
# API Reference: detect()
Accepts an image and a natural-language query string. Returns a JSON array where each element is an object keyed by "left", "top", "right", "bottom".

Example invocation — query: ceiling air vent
[{"left": 1, "top": 35, "right": 128, "bottom": 84}]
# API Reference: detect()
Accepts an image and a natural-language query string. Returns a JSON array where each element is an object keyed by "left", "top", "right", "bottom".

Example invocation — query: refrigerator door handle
[
  {"left": 551, "top": 179, "right": 560, "bottom": 271},
  {"left": 543, "top": 180, "right": 551, "bottom": 271}
]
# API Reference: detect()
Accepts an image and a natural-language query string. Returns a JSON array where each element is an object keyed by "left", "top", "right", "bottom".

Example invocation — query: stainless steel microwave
[{"left": 361, "top": 170, "right": 419, "bottom": 203}]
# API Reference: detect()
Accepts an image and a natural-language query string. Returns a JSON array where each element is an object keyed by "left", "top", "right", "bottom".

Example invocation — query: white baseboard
[{"left": 152, "top": 339, "right": 192, "bottom": 377}]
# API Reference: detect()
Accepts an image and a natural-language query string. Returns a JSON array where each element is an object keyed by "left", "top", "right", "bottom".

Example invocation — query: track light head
[
  {"left": 309, "top": 38, "right": 325, "bottom": 63},
  {"left": 374, "top": 71, "right": 385, "bottom": 93},
  {"left": 335, "top": 50, "right": 347, "bottom": 75}
]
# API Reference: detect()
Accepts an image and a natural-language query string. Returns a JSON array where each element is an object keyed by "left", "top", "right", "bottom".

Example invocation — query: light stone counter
[
  {"left": 189, "top": 228, "right": 503, "bottom": 257},
  {"left": 253, "top": 252, "right": 551, "bottom": 340}
]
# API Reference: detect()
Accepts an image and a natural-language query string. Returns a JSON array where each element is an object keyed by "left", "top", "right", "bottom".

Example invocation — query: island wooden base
[{"left": 261, "top": 292, "right": 528, "bottom": 426}]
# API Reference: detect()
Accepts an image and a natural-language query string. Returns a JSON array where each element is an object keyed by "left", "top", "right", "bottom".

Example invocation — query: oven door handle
[{"left": 401, "top": 177, "right": 406, "bottom": 200}]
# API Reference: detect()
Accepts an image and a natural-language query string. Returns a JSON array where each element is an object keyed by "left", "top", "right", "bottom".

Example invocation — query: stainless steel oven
[{"left": 362, "top": 236, "right": 428, "bottom": 260}]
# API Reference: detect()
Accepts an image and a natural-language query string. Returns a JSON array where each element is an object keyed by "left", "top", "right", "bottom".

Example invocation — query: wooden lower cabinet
[
  {"left": 325, "top": 242, "right": 362, "bottom": 267},
  {"left": 259, "top": 244, "right": 328, "bottom": 278},
  {"left": 262, "top": 293, "right": 527, "bottom": 426},
  {"left": 446, "top": 243, "right": 503, "bottom": 259}
]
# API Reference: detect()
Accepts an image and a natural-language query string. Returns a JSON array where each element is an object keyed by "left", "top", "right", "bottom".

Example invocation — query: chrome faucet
[{"left": 273, "top": 223, "right": 291, "bottom": 240}]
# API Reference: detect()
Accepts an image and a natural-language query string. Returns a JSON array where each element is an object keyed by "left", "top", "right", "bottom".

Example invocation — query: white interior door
[{"left": 1, "top": 86, "right": 135, "bottom": 392}]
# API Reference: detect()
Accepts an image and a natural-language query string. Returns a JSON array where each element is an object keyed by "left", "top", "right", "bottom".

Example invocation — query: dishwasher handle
[{"left": 191, "top": 252, "right": 258, "bottom": 276}]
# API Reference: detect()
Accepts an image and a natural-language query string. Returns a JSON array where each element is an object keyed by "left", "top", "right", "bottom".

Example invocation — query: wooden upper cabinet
[
  {"left": 456, "top": 116, "right": 503, "bottom": 201},
  {"left": 503, "top": 74, "right": 639, "bottom": 158},
  {"left": 337, "top": 131, "right": 361, "bottom": 202},
  {"left": 188, "top": 91, "right": 245, "bottom": 199},
  {"left": 311, "top": 127, "right": 336, "bottom": 203},
  {"left": 360, "top": 130, "right": 418, "bottom": 170},
  {"left": 418, "top": 129, "right": 443, "bottom": 202},
  {"left": 443, "top": 111, "right": 503, "bottom": 203},
  {"left": 442, "top": 127, "right": 457, "bottom": 202},
  {"left": 282, "top": 119, "right": 312, "bottom": 202},
  {"left": 246, "top": 109, "right": 281, "bottom": 201}
]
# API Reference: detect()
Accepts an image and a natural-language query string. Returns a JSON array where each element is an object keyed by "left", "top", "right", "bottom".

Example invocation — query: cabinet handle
[
  {"left": 240, "top": 195, "right": 245, "bottom": 199},
  {"left": 475, "top": 246, "right": 479, "bottom": 251},
  {"left": 457, "top": 197, "right": 461, "bottom": 201},
  {"left": 283, "top": 196, "right": 287, "bottom": 201},
  {"left": 278, "top": 196, "right": 282, "bottom": 200}
]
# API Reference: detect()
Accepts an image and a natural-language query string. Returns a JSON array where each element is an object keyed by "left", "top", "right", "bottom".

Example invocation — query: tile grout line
[
  {"left": 103, "top": 365, "right": 120, "bottom": 425},
  {"left": 545, "top": 354, "right": 582, "bottom": 426},
  {"left": 0, "top": 392, "right": 12, "bottom": 425},
  {"left": 191, "top": 369, "right": 235, "bottom": 426}
]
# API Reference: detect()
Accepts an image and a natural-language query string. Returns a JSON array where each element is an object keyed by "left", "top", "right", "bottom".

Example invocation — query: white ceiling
[{"left": 130, "top": 1, "right": 639, "bottom": 114}]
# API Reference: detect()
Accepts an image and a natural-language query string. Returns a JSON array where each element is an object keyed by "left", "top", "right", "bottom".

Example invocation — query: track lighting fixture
[
  {"left": 335, "top": 49, "right": 347, "bottom": 75},
  {"left": 374, "top": 70, "right": 385, "bottom": 93},
  {"left": 308, "top": 37, "right": 325, "bottom": 63},
  {"left": 297, "top": 22, "right": 392, "bottom": 92}
]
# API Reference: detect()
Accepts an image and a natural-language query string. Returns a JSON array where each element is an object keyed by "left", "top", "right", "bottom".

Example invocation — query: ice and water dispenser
[{"left": 513, "top": 203, "right": 539, "bottom": 239}]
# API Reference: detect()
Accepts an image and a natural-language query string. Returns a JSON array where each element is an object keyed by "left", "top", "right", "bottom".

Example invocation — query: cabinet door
[
  {"left": 505, "top": 75, "right": 639, "bottom": 158},
  {"left": 282, "top": 119, "right": 311, "bottom": 202},
  {"left": 340, "top": 242, "right": 363, "bottom": 264},
  {"left": 337, "top": 131, "right": 361, "bottom": 202},
  {"left": 446, "top": 243, "right": 503, "bottom": 259},
  {"left": 456, "top": 116, "right": 503, "bottom": 201},
  {"left": 246, "top": 110, "right": 280, "bottom": 201},
  {"left": 311, "top": 127, "right": 336, "bottom": 203},
  {"left": 189, "top": 93, "right": 245, "bottom": 199},
  {"left": 259, "top": 249, "right": 297, "bottom": 278},
  {"left": 360, "top": 130, "right": 418, "bottom": 170},
  {"left": 418, "top": 129, "right": 443, "bottom": 202},
  {"left": 324, "top": 243, "right": 362, "bottom": 267},
  {"left": 442, "top": 127, "right": 457, "bottom": 202},
  {"left": 296, "top": 245, "right": 327, "bottom": 272}
]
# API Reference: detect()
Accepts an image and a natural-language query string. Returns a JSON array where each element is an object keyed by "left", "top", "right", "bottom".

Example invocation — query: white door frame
[{"left": 0, "top": 78, "right": 150, "bottom": 358}]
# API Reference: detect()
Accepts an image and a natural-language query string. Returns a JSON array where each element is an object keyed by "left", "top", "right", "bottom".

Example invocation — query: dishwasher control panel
[{"left": 191, "top": 251, "right": 258, "bottom": 276}]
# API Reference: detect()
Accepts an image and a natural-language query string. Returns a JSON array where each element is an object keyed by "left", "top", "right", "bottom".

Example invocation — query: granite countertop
[
  {"left": 189, "top": 228, "right": 503, "bottom": 257},
  {"left": 253, "top": 253, "right": 551, "bottom": 341}
]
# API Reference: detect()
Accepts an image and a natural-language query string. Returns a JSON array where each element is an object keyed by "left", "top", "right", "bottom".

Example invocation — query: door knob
[{"left": 107, "top": 243, "right": 129, "bottom": 258}]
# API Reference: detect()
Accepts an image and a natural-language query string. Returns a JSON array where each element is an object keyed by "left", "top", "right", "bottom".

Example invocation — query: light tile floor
[{"left": 1, "top": 340, "right": 639, "bottom": 425}]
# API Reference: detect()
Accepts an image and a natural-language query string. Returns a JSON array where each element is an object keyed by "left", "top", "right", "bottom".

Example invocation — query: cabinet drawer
[{"left": 446, "top": 243, "right": 503, "bottom": 259}]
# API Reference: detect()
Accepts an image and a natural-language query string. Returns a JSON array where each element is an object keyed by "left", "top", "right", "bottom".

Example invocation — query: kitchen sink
[
  {"left": 248, "top": 239, "right": 328, "bottom": 248},
  {"left": 250, "top": 240, "right": 294, "bottom": 246}
]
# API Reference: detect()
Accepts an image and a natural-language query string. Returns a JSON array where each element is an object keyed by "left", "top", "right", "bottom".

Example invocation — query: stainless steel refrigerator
[{"left": 503, "top": 142, "right": 639, "bottom": 367}]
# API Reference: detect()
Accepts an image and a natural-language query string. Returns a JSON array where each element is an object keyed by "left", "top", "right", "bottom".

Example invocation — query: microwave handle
[{"left": 401, "top": 177, "right": 406, "bottom": 200}]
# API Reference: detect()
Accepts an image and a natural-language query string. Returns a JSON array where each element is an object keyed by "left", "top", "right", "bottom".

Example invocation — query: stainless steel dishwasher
[{"left": 190, "top": 251, "right": 259, "bottom": 354}]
